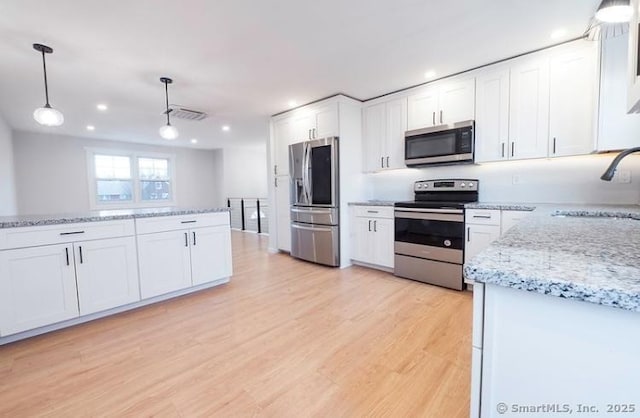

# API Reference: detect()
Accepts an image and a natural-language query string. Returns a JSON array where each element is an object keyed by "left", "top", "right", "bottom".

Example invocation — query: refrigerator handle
[{"left": 303, "top": 142, "right": 311, "bottom": 204}]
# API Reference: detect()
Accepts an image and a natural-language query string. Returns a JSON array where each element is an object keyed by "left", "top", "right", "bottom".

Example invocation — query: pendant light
[
  {"left": 159, "top": 77, "right": 178, "bottom": 140},
  {"left": 32, "top": 43, "right": 64, "bottom": 127},
  {"left": 595, "top": 0, "right": 633, "bottom": 23}
]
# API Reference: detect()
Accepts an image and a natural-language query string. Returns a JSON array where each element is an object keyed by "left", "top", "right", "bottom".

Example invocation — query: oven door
[
  {"left": 394, "top": 208, "right": 464, "bottom": 264},
  {"left": 404, "top": 121, "right": 474, "bottom": 166}
]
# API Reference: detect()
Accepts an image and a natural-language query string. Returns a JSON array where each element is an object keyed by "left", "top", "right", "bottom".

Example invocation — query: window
[{"left": 87, "top": 150, "right": 175, "bottom": 208}]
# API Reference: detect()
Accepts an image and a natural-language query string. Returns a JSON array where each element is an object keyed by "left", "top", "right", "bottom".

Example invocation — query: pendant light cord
[
  {"left": 41, "top": 50, "right": 50, "bottom": 107},
  {"left": 164, "top": 80, "right": 170, "bottom": 125}
]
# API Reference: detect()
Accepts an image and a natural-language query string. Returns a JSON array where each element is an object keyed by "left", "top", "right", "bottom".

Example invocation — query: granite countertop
[
  {"left": 348, "top": 200, "right": 396, "bottom": 207},
  {"left": 464, "top": 204, "right": 640, "bottom": 312},
  {"left": 0, "top": 207, "right": 230, "bottom": 229},
  {"left": 465, "top": 202, "right": 537, "bottom": 211}
]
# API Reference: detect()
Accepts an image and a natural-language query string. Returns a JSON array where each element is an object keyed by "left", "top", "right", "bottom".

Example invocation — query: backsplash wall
[{"left": 367, "top": 153, "right": 640, "bottom": 205}]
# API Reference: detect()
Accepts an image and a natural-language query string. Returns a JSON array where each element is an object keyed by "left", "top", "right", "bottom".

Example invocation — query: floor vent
[{"left": 164, "top": 105, "right": 208, "bottom": 121}]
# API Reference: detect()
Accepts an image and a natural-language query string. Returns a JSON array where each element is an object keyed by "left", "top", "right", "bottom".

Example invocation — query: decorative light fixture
[
  {"left": 159, "top": 77, "right": 178, "bottom": 140},
  {"left": 585, "top": 0, "right": 633, "bottom": 40},
  {"left": 32, "top": 43, "right": 64, "bottom": 127}
]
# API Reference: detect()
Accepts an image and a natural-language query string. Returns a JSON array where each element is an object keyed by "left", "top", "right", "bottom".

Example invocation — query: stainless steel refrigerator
[{"left": 289, "top": 137, "right": 340, "bottom": 267}]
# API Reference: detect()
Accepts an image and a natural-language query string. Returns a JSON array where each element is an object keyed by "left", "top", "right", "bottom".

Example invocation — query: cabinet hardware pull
[
  {"left": 79, "top": 246, "right": 84, "bottom": 264},
  {"left": 368, "top": 220, "right": 372, "bottom": 232},
  {"left": 367, "top": 210, "right": 379, "bottom": 214},
  {"left": 381, "top": 157, "right": 384, "bottom": 168},
  {"left": 181, "top": 220, "right": 197, "bottom": 224},
  {"left": 193, "top": 232, "right": 196, "bottom": 246},
  {"left": 184, "top": 232, "right": 189, "bottom": 247},
  {"left": 60, "top": 231, "right": 85, "bottom": 236},
  {"left": 313, "top": 128, "right": 317, "bottom": 139},
  {"left": 501, "top": 143, "right": 505, "bottom": 158},
  {"left": 440, "top": 110, "right": 443, "bottom": 124},
  {"left": 65, "top": 247, "right": 69, "bottom": 266},
  {"left": 473, "top": 215, "right": 492, "bottom": 219},
  {"left": 386, "top": 156, "right": 389, "bottom": 167},
  {"left": 511, "top": 142, "right": 515, "bottom": 157},
  {"left": 553, "top": 137, "right": 557, "bottom": 154},
  {"left": 274, "top": 164, "right": 277, "bottom": 175},
  {"left": 275, "top": 177, "right": 278, "bottom": 188},
  {"left": 432, "top": 112, "right": 435, "bottom": 126},
  {"left": 374, "top": 220, "right": 377, "bottom": 232},
  {"left": 467, "top": 227, "right": 470, "bottom": 242}
]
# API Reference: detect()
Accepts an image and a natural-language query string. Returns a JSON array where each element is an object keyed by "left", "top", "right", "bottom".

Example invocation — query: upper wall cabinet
[
  {"left": 475, "top": 68, "right": 510, "bottom": 163},
  {"left": 273, "top": 117, "right": 294, "bottom": 176},
  {"left": 407, "top": 78, "right": 475, "bottom": 130},
  {"left": 362, "top": 97, "right": 407, "bottom": 172}
]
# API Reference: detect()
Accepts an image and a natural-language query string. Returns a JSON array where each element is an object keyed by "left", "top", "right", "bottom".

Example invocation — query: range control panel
[{"left": 414, "top": 179, "right": 479, "bottom": 192}]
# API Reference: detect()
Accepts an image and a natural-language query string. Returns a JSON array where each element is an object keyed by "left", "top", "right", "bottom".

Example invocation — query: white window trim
[{"left": 86, "top": 147, "right": 177, "bottom": 210}]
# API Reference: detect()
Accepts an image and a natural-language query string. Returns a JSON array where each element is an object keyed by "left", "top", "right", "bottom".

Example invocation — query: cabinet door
[
  {"left": 465, "top": 224, "right": 501, "bottom": 263},
  {"left": 439, "top": 79, "right": 475, "bottom": 125},
  {"left": 276, "top": 175, "right": 291, "bottom": 252},
  {"left": 475, "top": 69, "right": 510, "bottom": 163},
  {"left": 372, "top": 218, "right": 394, "bottom": 269},
  {"left": 549, "top": 45, "right": 597, "bottom": 157},
  {"left": 292, "top": 112, "right": 316, "bottom": 142},
  {"left": 137, "top": 230, "right": 192, "bottom": 299},
  {"left": 190, "top": 226, "right": 233, "bottom": 286},
  {"left": 407, "top": 87, "right": 439, "bottom": 130},
  {"left": 74, "top": 237, "right": 140, "bottom": 315},
  {"left": 362, "top": 102, "right": 386, "bottom": 172},
  {"left": 273, "top": 118, "right": 293, "bottom": 176},
  {"left": 385, "top": 98, "right": 408, "bottom": 170},
  {"left": 314, "top": 103, "right": 339, "bottom": 139},
  {"left": 351, "top": 217, "right": 374, "bottom": 263},
  {"left": 509, "top": 58, "right": 550, "bottom": 160},
  {"left": 0, "top": 244, "right": 79, "bottom": 336}
]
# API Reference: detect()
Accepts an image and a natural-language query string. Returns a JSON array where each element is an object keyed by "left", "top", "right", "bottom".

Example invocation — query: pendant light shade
[
  {"left": 595, "top": 0, "right": 633, "bottom": 23},
  {"left": 32, "top": 43, "right": 64, "bottom": 127},
  {"left": 159, "top": 77, "right": 178, "bottom": 140}
]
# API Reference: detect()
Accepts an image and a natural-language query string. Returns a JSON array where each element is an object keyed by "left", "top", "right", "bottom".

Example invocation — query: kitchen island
[
  {"left": 0, "top": 207, "right": 232, "bottom": 345},
  {"left": 464, "top": 204, "right": 640, "bottom": 418}
]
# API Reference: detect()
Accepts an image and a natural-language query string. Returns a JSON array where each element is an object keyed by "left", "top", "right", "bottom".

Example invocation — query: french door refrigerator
[{"left": 289, "top": 137, "right": 339, "bottom": 267}]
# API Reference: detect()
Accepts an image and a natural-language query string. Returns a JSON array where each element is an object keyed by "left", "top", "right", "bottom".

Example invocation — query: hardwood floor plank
[{"left": 0, "top": 231, "right": 472, "bottom": 417}]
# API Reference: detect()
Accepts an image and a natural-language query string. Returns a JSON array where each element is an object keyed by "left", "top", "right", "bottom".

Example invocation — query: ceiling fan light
[
  {"left": 159, "top": 123, "right": 179, "bottom": 140},
  {"left": 595, "top": 0, "right": 633, "bottom": 22},
  {"left": 33, "top": 105, "right": 64, "bottom": 127}
]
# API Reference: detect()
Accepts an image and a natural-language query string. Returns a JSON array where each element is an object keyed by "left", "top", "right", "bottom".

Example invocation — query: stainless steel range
[{"left": 394, "top": 179, "right": 478, "bottom": 290}]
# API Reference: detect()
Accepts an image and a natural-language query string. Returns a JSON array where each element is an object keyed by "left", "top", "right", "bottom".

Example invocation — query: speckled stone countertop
[
  {"left": 348, "top": 201, "right": 396, "bottom": 207},
  {"left": 464, "top": 204, "right": 640, "bottom": 312},
  {"left": 465, "top": 202, "right": 537, "bottom": 211},
  {"left": 0, "top": 207, "right": 230, "bottom": 229}
]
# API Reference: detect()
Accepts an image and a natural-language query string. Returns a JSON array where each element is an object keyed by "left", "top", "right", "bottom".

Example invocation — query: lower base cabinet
[
  {"left": 191, "top": 226, "right": 233, "bottom": 286},
  {"left": 0, "top": 244, "right": 79, "bottom": 336},
  {"left": 351, "top": 206, "right": 394, "bottom": 269}
]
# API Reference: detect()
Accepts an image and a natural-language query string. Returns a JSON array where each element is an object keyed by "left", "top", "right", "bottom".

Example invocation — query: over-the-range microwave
[{"left": 404, "top": 120, "right": 474, "bottom": 167}]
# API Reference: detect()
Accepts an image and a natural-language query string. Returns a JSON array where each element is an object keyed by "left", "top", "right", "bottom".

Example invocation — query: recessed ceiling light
[
  {"left": 424, "top": 70, "right": 437, "bottom": 80},
  {"left": 96, "top": 103, "right": 108, "bottom": 111},
  {"left": 190, "top": 138, "right": 198, "bottom": 144},
  {"left": 550, "top": 28, "right": 568, "bottom": 39},
  {"left": 288, "top": 100, "right": 298, "bottom": 108},
  {"left": 86, "top": 125, "right": 95, "bottom": 131},
  {"left": 222, "top": 125, "right": 230, "bottom": 132}
]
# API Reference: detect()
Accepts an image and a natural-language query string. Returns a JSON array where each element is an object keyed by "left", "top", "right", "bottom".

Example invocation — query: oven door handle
[
  {"left": 395, "top": 211, "right": 463, "bottom": 222},
  {"left": 394, "top": 208, "right": 463, "bottom": 214}
]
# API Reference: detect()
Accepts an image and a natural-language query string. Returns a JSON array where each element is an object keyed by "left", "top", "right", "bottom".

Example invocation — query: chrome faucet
[{"left": 600, "top": 147, "right": 640, "bottom": 181}]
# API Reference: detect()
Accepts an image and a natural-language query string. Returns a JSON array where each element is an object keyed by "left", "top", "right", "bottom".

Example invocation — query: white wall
[
  {"left": 222, "top": 145, "right": 268, "bottom": 199},
  {"left": 367, "top": 154, "right": 640, "bottom": 204},
  {"left": 12, "top": 130, "right": 225, "bottom": 215},
  {"left": 0, "top": 114, "right": 17, "bottom": 215}
]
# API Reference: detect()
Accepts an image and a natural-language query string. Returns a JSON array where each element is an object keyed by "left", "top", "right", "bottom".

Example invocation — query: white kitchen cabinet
[
  {"left": 509, "top": 57, "right": 550, "bottom": 160},
  {"left": 292, "top": 112, "right": 316, "bottom": 142},
  {"left": 465, "top": 224, "right": 501, "bottom": 264},
  {"left": 475, "top": 68, "right": 510, "bottom": 163},
  {"left": 407, "top": 79, "right": 475, "bottom": 130},
  {"left": 0, "top": 244, "right": 79, "bottom": 336},
  {"left": 362, "top": 98, "right": 407, "bottom": 172},
  {"left": 137, "top": 230, "right": 193, "bottom": 299},
  {"left": 273, "top": 117, "right": 293, "bottom": 176},
  {"left": 275, "top": 175, "right": 291, "bottom": 252},
  {"left": 549, "top": 44, "right": 598, "bottom": 157},
  {"left": 314, "top": 103, "right": 339, "bottom": 139},
  {"left": 191, "top": 226, "right": 233, "bottom": 286},
  {"left": 351, "top": 206, "right": 394, "bottom": 269},
  {"left": 74, "top": 237, "right": 139, "bottom": 316}
]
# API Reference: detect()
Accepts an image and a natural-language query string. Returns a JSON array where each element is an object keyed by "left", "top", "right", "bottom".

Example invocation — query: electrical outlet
[
  {"left": 616, "top": 170, "right": 632, "bottom": 184},
  {"left": 512, "top": 174, "right": 522, "bottom": 185}
]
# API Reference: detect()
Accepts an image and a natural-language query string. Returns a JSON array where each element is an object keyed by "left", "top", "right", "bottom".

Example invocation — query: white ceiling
[{"left": 0, "top": 0, "right": 600, "bottom": 149}]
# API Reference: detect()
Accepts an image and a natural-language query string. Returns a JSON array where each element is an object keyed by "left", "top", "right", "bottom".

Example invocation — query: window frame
[{"left": 86, "top": 148, "right": 177, "bottom": 210}]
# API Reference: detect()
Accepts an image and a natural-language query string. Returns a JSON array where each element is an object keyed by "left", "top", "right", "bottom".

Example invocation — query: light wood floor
[{"left": 0, "top": 231, "right": 472, "bottom": 417}]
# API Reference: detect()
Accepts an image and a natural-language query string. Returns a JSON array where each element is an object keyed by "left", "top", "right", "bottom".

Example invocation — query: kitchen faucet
[{"left": 600, "top": 147, "right": 640, "bottom": 181}]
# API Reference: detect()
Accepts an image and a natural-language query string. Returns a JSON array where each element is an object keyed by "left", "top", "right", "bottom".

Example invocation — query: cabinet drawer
[
  {"left": 135, "top": 212, "right": 230, "bottom": 235},
  {"left": 465, "top": 209, "right": 501, "bottom": 226},
  {"left": 353, "top": 206, "right": 394, "bottom": 219},
  {"left": 0, "top": 220, "right": 135, "bottom": 250}
]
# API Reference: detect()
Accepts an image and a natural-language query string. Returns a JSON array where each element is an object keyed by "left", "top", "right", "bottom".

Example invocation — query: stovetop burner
[{"left": 395, "top": 178, "right": 479, "bottom": 210}]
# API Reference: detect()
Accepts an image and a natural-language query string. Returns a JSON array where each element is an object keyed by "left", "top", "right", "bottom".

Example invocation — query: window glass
[
  {"left": 95, "top": 155, "right": 131, "bottom": 179},
  {"left": 139, "top": 158, "right": 169, "bottom": 180}
]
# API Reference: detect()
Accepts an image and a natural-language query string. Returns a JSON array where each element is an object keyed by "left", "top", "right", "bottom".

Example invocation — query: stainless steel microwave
[{"left": 404, "top": 120, "right": 474, "bottom": 167}]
